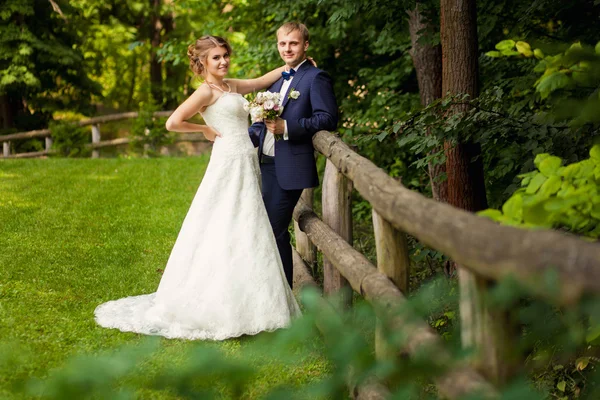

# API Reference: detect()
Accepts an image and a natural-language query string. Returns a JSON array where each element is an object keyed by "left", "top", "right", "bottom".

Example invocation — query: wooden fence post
[
  {"left": 3, "top": 141, "right": 9, "bottom": 157},
  {"left": 91, "top": 124, "right": 101, "bottom": 158},
  {"left": 294, "top": 188, "right": 317, "bottom": 268},
  {"left": 322, "top": 159, "right": 353, "bottom": 306},
  {"left": 45, "top": 137, "right": 53, "bottom": 152},
  {"left": 372, "top": 209, "right": 410, "bottom": 361},
  {"left": 459, "top": 269, "right": 514, "bottom": 385}
]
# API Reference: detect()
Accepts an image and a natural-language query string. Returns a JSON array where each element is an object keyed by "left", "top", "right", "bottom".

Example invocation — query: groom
[{"left": 248, "top": 22, "right": 338, "bottom": 288}]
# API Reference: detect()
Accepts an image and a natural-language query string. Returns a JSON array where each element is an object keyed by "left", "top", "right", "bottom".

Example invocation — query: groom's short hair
[{"left": 277, "top": 22, "right": 310, "bottom": 43}]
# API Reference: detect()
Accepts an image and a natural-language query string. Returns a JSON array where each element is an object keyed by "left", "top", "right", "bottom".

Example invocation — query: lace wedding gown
[{"left": 94, "top": 90, "right": 300, "bottom": 340}]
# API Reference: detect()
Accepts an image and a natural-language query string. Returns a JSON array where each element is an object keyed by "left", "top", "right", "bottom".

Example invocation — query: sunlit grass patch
[{"left": 0, "top": 157, "right": 330, "bottom": 399}]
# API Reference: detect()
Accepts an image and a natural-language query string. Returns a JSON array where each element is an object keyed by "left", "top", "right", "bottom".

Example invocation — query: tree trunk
[
  {"left": 440, "top": 0, "right": 487, "bottom": 212},
  {"left": 0, "top": 94, "right": 20, "bottom": 131},
  {"left": 441, "top": 0, "right": 513, "bottom": 385},
  {"left": 162, "top": 11, "right": 179, "bottom": 110},
  {"left": 407, "top": 4, "right": 447, "bottom": 203},
  {"left": 150, "top": 0, "right": 163, "bottom": 105}
]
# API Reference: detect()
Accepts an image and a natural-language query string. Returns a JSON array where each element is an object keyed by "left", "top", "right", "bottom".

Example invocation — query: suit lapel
[
  {"left": 282, "top": 62, "right": 311, "bottom": 109},
  {"left": 273, "top": 76, "right": 285, "bottom": 94}
]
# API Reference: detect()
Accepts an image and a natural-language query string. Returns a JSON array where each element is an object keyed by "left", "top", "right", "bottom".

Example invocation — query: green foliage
[
  {"left": 48, "top": 120, "right": 90, "bottom": 157},
  {"left": 2, "top": 159, "right": 600, "bottom": 399},
  {"left": 486, "top": 39, "right": 600, "bottom": 124},
  {"left": 130, "top": 99, "right": 173, "bottom": 156},
  {"left": 0, "top": 158, "right": 328, "bottom": 399},
  {"left": 0, "top": 0, "right": 100, "bottom": 124},
  {"left": 479, "top": 145, "right": 600, "bottom": 237}
]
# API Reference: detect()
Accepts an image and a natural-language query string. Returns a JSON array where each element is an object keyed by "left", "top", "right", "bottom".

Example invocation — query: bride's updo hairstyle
[{"left": 187, "top": 35, "right": 233, "bottom": 76}]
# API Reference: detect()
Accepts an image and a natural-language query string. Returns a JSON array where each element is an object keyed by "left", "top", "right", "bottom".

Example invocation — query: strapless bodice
[{"left": 201, "top": 92, "right": 255, "bottom": 158}]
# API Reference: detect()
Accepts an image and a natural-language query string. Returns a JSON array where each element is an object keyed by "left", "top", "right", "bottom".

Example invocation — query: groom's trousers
[{"left": 260, "top": 161, "right": 303, "bottom": 288}]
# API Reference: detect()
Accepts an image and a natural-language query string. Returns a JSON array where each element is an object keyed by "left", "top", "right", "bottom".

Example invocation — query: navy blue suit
[{"left": 248, "top": 61, "right": 338, "bottom": 288}]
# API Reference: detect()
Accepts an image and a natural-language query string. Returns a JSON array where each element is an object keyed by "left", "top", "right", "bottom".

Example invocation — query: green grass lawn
[{"left": 0, "top": 157, "right": 329, "bottom": 399}]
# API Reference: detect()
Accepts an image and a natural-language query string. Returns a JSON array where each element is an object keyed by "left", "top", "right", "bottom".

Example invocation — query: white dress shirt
[{"left": 262, "top": 59, "right": 308, "bottom": 157}]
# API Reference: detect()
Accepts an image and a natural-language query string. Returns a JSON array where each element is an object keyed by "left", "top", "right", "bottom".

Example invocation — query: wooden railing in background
[
  {"left": 0, "top": 111, "right": 208, "bottom": 159},
  {"left": 291, "top": 130, "right": 600, "bottom": 399}
]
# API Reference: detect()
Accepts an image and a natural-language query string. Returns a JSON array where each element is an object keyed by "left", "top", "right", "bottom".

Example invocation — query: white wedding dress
[{"left": 94, "top": 90, "right": 300, "bottom": 340}]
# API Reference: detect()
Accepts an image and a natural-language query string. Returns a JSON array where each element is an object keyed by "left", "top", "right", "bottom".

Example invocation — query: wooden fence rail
[
  {"left": 0, "top": 111, "right": 204, "bottom": 159},
  {"left": 292, "top": 130, "right": 600, "bottom": 398}
]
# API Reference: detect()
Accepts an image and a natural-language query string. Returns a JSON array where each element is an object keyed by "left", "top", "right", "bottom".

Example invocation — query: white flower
[
  {"left": 263, "top": 100, "right": 275, "bottom": 110},
  {"left": 250, "top": 106, "right": 264, "bottom": 122},
  {"left": 289, "top": 90, "right": 300, "bottom": 100}
]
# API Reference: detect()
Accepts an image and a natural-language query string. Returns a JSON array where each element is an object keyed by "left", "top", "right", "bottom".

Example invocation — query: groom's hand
[{"left": 265, "top": 118, "right": 285, "bottom": 136}]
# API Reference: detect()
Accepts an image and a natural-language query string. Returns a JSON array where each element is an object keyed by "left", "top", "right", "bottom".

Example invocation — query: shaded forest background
[
  {"left": 2, "top": 0, "right": 599, "bottom": 213},
  {"left": 2, "top": 1, "right": 600, "bottom": 398}
]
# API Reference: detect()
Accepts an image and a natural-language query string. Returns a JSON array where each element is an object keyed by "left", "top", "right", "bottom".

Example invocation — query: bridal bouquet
[{"left": 245, "top": 91, "right": 283, "bottom": 123}]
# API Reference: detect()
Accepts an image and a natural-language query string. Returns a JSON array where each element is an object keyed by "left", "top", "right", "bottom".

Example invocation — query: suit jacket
[{"left": 248, "top": 61, "right": 338, "bottom": 190}]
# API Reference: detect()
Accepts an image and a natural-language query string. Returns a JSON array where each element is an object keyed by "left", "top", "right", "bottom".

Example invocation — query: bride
[{"left": 94, "top": 35, "right": 300, "bottom": 340}]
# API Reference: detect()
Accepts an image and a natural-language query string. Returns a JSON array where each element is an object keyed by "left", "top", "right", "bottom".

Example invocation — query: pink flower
[
  {"left": 273, "top": 104, "right": 280, "bottom": 111},
  {"left": 263, "top": 100, "right": 275, "bottom": 110}
]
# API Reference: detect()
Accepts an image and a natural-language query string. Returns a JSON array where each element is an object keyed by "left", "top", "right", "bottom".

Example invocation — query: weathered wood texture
[
  {"left": 2, "top": 134, "right": 207, "bottom": 159},
  {"left": 441, "top": 0, "right": 507, "bottom": 382},
  {"left": 312, "top": 130, "right": 600, "bottom": 305},
  {"left": 0, "top": 111, "right": 174, "bottom": 142},
  {"left": 294, "top": 188, "right": 317, "bottom": 267},
  {"left": 293, "top": 199, "right": 497, "bottom": 399},
  {"left": 372, "top": 209, "right": 410, "bottom": 293},
  {"left": 91, "top": 124, "right": 101, "bottom": 159},
  {"left": 293, "top": 249, "right": 392, "bottom": 400},
  {"left": 6, "top": 149, "right": 55, "bottom": 159},
  {"left": 458, "top": 269, "right": 515, "bottom": 384},
  {"left": 322, "top": 159, "right": 353, "bottom": 302},
  {"left": 372, "top": 209, "right": 410, "bottom": 362},
  {"left": 292, "top": 248, "right": 319, "bottom": 290}
]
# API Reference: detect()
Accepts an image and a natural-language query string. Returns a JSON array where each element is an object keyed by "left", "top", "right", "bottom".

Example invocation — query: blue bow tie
[{"left": 281, "top": 69, "right": 296, "bottom": 81}]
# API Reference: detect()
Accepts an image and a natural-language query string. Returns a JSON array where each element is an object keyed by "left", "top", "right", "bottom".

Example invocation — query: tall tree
[
  {"left": 440, "top": 0, "right": 487, "bottom": 212},
  {"left": 0, "top": 0, "right": 98, "bottom": 132},
  {"left": 407, "top": 3, "right": 447, "bottom": 202},
  {"left": 440, "top": 0, "right": 513, "bottom": 384}
]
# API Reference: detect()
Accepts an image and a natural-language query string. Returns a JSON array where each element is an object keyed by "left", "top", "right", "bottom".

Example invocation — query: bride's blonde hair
[{"left": 187, "top": 35, "right": 233, "bottom": 76}]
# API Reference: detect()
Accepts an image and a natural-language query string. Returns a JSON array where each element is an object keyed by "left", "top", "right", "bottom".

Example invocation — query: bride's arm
[
  {"left": 227, "top": 66, "right": 286, "bottom": 95},
  {"left": 165, "top": 84, "right": 221, "bottom": 141}
]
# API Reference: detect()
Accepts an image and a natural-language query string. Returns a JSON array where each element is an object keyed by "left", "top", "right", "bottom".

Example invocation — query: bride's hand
[
  {"left": 203, "top": 126, "right": 222, "bottom": 142},
  {"left": 307, "top": 56, "right": 317, "bottom": 67}
]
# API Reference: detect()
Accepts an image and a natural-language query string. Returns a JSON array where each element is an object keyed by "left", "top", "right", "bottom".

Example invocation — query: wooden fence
[
  {"left": 0, "top": 111, "right": 207, "bottom": 159},
  {"left": 291, "top": 130, "right": 600, "bottom": 399},
  {"left": 4, "top": 115, "right": 599, "bottom": 397}
]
